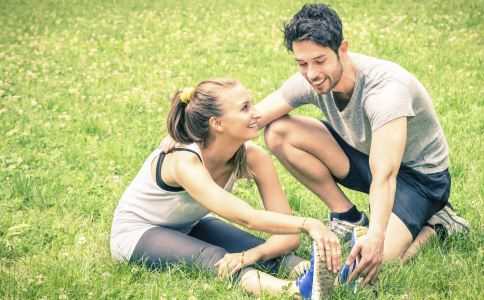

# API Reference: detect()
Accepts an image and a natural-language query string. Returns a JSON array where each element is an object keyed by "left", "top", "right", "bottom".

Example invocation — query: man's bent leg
[
  {"left": 264, "top": 115, "right": 353, "bottom": 213},
  {"left": 400, "top": 225, "right": 436, "bottom": 263},
  {"left": 383, "top": 213, "right": 413, "bottom": 261},
  {"left": 383, "top": 169, "right": 448, "bottom": 262}
]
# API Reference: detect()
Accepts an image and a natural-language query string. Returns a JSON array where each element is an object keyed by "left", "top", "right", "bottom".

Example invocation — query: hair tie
[{"left": 179, "top": 87, "right": 195, "bottom": 104}]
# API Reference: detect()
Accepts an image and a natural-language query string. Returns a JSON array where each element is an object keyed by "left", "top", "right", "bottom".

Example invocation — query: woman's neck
[{"left": 198, "top": 137, "right": 243, "bottom": 170}]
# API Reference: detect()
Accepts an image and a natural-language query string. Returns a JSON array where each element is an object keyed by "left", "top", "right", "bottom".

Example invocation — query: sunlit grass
[{"left": 1, "top": 0, "right": 483, "bottom": 299}]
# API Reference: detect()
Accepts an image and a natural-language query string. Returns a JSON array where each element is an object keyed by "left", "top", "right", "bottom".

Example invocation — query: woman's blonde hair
[{"left": 167, "top": 78, "right": 251, "bottom": 179}]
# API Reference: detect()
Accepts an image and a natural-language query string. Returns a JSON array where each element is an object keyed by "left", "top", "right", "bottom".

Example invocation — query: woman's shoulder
[
  {"left": 161, "top": 142, "right": 204, "bottom": 178},
  {"left": 159, "top": 137, "right": 201, "bottom": 155},
  {"left": 169, "top": 146, "right": 203, "bottom": 166},
  {"left": 160, "top": 138, "right": 203, "bottom": 162}
]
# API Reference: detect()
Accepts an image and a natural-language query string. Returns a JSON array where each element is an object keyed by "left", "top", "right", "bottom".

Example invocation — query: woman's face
[{"left": 216, "top": 84, "right": 261, "bottom": 141}]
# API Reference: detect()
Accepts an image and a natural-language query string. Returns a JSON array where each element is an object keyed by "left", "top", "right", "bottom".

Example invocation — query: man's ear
[
  {"left": 209, "top": 116, "right": 224, "bottom": 133},
  {"left": 338, "top": 40, "right": 349, "bottom": 56}
]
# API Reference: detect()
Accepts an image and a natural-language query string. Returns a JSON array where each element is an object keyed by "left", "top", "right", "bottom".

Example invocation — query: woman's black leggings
[{"left": 130, "top": 217, "right": 282, "bottom": 274}]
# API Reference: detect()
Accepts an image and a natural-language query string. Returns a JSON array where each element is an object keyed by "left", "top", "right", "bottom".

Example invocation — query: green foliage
[{"left": 1, "top": 0, "right": 483, "bottom": 299}]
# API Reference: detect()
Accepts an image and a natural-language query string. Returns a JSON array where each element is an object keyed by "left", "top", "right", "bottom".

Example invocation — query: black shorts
[{"left": 324, "top": 122, "right": 451, "bottom": 239}]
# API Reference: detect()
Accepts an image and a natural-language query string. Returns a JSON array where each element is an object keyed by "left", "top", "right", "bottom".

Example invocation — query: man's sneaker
[
  {"left": 338, "top": 226, "right": 368, "bottom": 293},
  {"left": 297, "top": 241, "right": 335, "bottom": 299},
  {"left": 329, "top": 212, "right": 369, "bottom": 243},
  {"left": 427, "top": 205, "right": 470, "bottom": 239}
]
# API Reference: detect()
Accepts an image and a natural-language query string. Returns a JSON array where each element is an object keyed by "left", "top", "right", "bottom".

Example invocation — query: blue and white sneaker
[
  {"left": 297, "top": 241, "right": 335, "bottom": 299},
  {"left": 338, "top": 226, "right": 368, "bottom": 293}
]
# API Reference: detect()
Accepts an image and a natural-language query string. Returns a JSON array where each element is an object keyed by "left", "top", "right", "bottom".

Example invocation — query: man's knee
[
  {"left": 383, "top": 213, "right": 413, "bottom": 261},
  {"left": 264, "top": 115, "right": 291, "bottom": 152}
]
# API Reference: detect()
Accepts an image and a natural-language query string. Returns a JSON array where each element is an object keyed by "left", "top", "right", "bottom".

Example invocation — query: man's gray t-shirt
[{"left": 278, "top": 52, "right": 449, "bottom": 174}]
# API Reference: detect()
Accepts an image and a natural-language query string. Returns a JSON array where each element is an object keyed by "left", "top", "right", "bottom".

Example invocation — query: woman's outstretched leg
[{"left": 129, "top": 226, "right": 227, "bottom": 270}]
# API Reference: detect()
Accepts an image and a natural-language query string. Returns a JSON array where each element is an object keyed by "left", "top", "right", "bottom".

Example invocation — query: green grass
[{"left": 1, "top": 0, "right": 483, "bottom": 299}]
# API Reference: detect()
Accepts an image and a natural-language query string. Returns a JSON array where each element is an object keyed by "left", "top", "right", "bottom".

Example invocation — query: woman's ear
[{"left": 209, "top": 116, "right": 224, "bottom": 133}]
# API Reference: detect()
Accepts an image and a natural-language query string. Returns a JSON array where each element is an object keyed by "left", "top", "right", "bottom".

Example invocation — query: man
[{"left": 257, "top": 3, "right": 469, "bottom": 285}]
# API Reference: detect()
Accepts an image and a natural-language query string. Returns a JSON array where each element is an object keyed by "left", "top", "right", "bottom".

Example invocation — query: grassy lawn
[{"left": 1, "top": 0, "right": 483, "bottom": 299}]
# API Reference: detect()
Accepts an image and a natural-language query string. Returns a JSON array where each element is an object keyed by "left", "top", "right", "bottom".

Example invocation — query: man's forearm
[{"left": 368, "top": 176, "right": 398, "bottom": 238}]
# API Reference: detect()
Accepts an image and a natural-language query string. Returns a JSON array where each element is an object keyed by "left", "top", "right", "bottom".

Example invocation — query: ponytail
[{"left": 167, "top": 91, "right": 193, "bottom": 144}]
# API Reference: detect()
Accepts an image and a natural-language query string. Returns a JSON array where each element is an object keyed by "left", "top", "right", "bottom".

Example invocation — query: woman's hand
[
  {"left": 304, "top": 219, "right": 341, "bottom": 273},
  {"left": 214, "top": 250, "right": 261, "bottom": 278}
]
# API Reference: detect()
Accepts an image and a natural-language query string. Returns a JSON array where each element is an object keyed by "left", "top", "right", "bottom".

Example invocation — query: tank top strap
[
  {"left": 182, "top": 143, "right": 204, "bottom": 164},
  {"left": 163, "top": 143, "right": 237, "bottom": 191},
  {"left": 164, "top": 143, "right": 203, "bottom": 163},
  {"left": 156, "top": 143, "right": 203, "bottom": 191}
]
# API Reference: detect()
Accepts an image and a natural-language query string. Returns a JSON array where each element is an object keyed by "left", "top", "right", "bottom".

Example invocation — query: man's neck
[{"left": 333, "top": 55, "right": 357, "bottom": 101}]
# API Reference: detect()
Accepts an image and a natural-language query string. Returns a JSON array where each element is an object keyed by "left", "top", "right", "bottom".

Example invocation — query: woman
[{"left": 110, "top": 78, "right": 340, "bottom": 298}]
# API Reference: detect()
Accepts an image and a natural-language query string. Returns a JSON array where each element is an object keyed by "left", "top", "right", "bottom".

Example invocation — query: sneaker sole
[{"left": 311, "top": 241, "right": 336, "bottom": 300}]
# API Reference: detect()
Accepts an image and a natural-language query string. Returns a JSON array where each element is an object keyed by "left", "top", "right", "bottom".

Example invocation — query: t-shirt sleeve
[
  {"left": 364, "top": 81, "right": 416, "bottom": 131},
  {"left": 278, "top": 73, "right": 317, "bottom": 108}
]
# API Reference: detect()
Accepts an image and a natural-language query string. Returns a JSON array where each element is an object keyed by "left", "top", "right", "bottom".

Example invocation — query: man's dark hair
[{"left": 283, "top": 3, "right": 343, "bottom": 53}]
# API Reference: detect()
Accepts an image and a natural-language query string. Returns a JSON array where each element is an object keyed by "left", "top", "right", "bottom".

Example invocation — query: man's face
[{"left": 292, "top": 40, "right": 343, "bottom": 94}]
